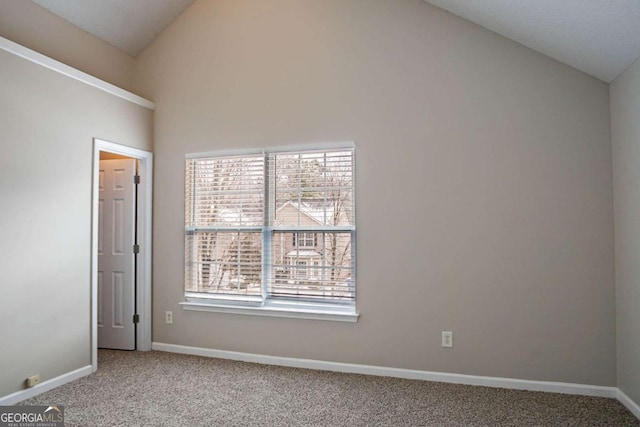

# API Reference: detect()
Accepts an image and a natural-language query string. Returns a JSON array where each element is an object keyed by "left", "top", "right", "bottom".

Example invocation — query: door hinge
[
  {"left": 133, "top": 244, "right": 140, "bottom": 254},
  {"left": 133, "top": 314, "right": 140, "bottom": 324},
  {"left": 134, "top": 175, "right": 140, "bottom": 184}
]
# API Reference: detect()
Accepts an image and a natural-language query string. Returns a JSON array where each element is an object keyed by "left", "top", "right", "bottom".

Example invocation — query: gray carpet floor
[{"left": 19, "top": 350, "right": 640, "bottom": 426}]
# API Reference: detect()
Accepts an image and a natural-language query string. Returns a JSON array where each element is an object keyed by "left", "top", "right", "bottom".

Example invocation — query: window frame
[{"left": 181, "top": 143, "right": 358, "bottom": 322}]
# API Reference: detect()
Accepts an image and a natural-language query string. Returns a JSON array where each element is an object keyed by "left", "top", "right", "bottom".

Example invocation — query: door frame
[{"left": 91, "top": 138, "right": 153, "bottom": 371}]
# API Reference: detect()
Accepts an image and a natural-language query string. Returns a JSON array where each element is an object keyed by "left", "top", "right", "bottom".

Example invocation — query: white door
[{"left": 98, "top": 159, "right": 137, "bottom": 350}]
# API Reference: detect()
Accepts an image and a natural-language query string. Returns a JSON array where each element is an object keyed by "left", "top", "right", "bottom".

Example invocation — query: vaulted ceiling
[
  {"left": 32, "top": 0, "right": 195, "bottom": 56},
  {"left": 30, "top": 0, "right": 640, "bottom": 83},
  {"left": 424, "top": 0, "right": 640, "bottom": 82}
]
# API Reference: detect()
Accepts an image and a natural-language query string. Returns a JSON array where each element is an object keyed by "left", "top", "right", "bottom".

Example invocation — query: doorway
[
  {"left": 98, "top": 155, "right": 137, "bottom": 350},
  {"left": 91, "top": 139, "right": 153, "bottom": 371}
]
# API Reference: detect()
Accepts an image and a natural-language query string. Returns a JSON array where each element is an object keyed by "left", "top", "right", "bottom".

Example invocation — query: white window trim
[
  {"left": 183, "top": 142, "right": 357, "bottom": 322},
  {"left": 180, "top": 299, "right": 359, "bottom": 322}
]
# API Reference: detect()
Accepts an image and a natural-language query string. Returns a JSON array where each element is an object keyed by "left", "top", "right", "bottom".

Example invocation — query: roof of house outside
[
  {"left": 276, "top": 201, "right": 335, "bottom": 225},
  {"left": 211, "top": 201, "right": 335, "bottom": 226}
]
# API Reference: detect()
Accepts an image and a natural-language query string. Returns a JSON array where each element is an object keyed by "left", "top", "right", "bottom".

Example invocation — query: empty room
[{"left": 1, "top": 0, "right": 639, "bottom": 425}]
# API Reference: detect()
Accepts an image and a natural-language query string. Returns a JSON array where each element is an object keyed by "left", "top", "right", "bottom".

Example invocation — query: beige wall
[
  {"left": 136, "top": 0, "right": 614, "bottom": 385},
  {"left": 0, "top": 0, "right": 135, "bottom": 91},
  {"left": 0, "top": 49, "right": 152, "bottom": 397},
  {"left": 611, "top": 57, "right": 640, "bottom": 404}
]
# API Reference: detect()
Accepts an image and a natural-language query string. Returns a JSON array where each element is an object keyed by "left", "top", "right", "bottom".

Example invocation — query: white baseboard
[
  {"left": 618, "top": 389, "right": 640, "bottom": 419},
  {"left": 151, "top": 342, "right": 617, "bottom": 399},
  {"left": 0, "top": 365, "right": 92, "bottom": 405}
]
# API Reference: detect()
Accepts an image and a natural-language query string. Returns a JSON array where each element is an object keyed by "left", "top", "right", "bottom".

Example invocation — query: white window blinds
[
  {"left": 268, "top": 150, "right": 355, "bottom": 303},
  {"left": 185, "top": 146, "right": 355, "bottom": 306},
  {"left": 185, "top": 155, "right": 264, "bottom": 296}
]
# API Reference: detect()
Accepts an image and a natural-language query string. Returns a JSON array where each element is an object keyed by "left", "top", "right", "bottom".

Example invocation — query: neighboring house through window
[{"left": 183, "top": 144, "right": 356, "bottom": 319}]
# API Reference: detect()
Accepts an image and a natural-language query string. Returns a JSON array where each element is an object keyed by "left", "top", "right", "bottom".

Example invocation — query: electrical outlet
[
  {"left": 165, "top": 311, "right": 173, "bottom": 324},
  {"left": 442, "top": 331, "right": 453, "bottom": 348},
  {"left": 26, "top": 375, "right": 40, "bottom": 388}
]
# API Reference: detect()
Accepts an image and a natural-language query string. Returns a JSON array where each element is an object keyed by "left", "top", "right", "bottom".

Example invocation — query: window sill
[{"left": 179, "top": 300, "right": 359, "bottom": 322}]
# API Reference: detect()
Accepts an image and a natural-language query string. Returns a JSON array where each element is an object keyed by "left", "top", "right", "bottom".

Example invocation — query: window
[
  {"left": 184, "top": 145, "right": 356, "bottom": 320},
  {"left": 293, "top": 232, "right": 316, "bottom": 248}
]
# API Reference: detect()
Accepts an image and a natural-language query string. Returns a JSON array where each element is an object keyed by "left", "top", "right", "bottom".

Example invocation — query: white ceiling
[
  {"left": 32, "top": 0, "right": 195, "bottom": 56},
  {"left": 31, "top": 0, "right": 640, "bottom": 82},
  {"left": 425, "top": 0, "right": 640, "bottom": 83}
]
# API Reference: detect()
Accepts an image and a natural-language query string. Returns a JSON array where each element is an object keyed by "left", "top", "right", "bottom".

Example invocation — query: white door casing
[
  {"left": 98, "top": 159, "right": 136, "bottom": 350},
  {"left": 92, "top": 139, "right": 152, "bottom": 371}
]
